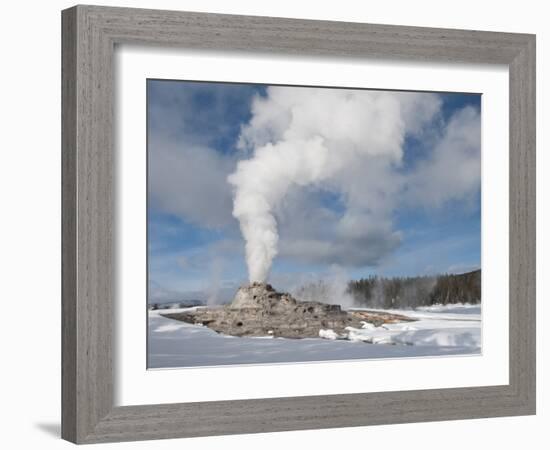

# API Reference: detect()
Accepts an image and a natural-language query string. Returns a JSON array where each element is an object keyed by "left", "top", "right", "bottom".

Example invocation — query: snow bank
[
  {"left": 320, "top": 305, "right": 481, "bottom": 348},
  {"left": 148, "top": 305, "right": 481, "bottom": 368},
  {"left": 339, "top": 322, "right": 480, "bottom": 347},
  {"left": 319, "top": 329, "right": 339, "bottom": 340}
]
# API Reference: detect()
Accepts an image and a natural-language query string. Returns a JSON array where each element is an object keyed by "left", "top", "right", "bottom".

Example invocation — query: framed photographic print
[{"left": 62, "top": 5, "right": 536, "bottom": 444}]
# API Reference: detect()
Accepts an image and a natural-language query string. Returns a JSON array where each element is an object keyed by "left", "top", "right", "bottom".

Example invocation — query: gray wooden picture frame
[{"left": 61, "top": 4, "right": 536, "bottom": 444}]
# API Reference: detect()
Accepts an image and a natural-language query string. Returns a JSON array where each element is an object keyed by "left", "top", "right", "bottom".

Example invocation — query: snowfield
[{"left": 148, "top": 304, "right": 481, "bottom": 368}]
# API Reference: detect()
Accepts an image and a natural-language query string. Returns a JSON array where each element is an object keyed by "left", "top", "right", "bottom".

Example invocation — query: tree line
[{"left": 347, "top": 269, "right": 481, "bottom": 309}]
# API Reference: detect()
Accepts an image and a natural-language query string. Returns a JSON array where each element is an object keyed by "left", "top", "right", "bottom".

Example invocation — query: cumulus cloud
[
  {"left": 148, "top": 135, "right": 236, "bottom": 228},
  {"left": 272, "top": 185, "right": 401, "bottom": 267},
  {"left": 229, "top": 87, "right": 480, "bottom": 282},
  {"left": 404, "top": 106, "right": 481, "bottom": 207},
  {"left": 147, "top": 81, "right": 258, "bottom": 229}
]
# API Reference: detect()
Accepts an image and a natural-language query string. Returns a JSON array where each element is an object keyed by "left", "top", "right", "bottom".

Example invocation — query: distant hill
[
  {"left": 347, "top": 269, "right": 481, "bottom": 309},
  {"left": 148, "top": 299, "right": 205, "bottom": 310}
]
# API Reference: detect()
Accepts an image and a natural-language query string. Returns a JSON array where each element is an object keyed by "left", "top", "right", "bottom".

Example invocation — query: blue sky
[{"left": 147, "top": 80, "right": 481, "bottom": 302}]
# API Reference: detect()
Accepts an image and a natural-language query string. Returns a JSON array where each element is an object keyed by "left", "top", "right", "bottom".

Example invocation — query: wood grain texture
[
  {"left": 61, "top": 7, "right": 77, "bottom": 443},
  {"left": 508, "top": 36, "right": 536, "bottom": 410},
  {"left": 62, "top": 5, "right": 114, "bottom": 442},
  {"left": 61, "top": 4, "right": 536, "bottom": 444}
]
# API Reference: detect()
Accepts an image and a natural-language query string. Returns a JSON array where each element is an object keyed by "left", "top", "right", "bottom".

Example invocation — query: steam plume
[{"left": 228, "top": 87, "right": 441, "bottom": 282}]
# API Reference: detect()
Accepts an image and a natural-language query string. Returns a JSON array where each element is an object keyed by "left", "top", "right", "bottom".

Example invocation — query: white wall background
[{"left": 0, "top": 1, "right": 546, "bottom": 449}]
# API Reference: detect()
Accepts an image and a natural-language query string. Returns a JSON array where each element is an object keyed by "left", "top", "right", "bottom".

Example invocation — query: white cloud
[
  {"left": 404, "top": 106, "right": 481, "bottom": 207},
  {"left": 148, "top": 135, "right": 236, "bottom": 228},
  {"left": 273, "top": 186, "right": 401, "bottom": 267}
]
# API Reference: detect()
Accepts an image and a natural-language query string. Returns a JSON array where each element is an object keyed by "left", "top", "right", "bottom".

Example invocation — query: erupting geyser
[{"left": 227, "top": 87, "right": 440, "bottom": 283}]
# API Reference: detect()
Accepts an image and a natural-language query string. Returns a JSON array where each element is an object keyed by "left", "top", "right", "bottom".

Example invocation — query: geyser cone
[
  {"left": 161, "top": 282, "right": 415, "bottom": 339},
  {"left": 230, "top": 282, "right": 298, "bottom": 310}
]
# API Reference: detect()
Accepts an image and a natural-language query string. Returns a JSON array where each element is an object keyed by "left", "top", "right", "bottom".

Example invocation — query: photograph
[{"left": 146, "top": 80, "right": 482, "bottom": 368}]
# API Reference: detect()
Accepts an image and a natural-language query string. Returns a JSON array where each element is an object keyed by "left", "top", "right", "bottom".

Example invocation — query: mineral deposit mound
[{"left": 162, "top": 282, "right": 414, "bottom": 339}]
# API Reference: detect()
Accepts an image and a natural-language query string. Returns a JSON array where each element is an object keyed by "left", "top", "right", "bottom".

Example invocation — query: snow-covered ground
[
  {"left": 341, "top": 304, "right": 481, "bottom": 347},
  {"left": 148, "top": 304, "right": 481, "bottom": 369}
]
